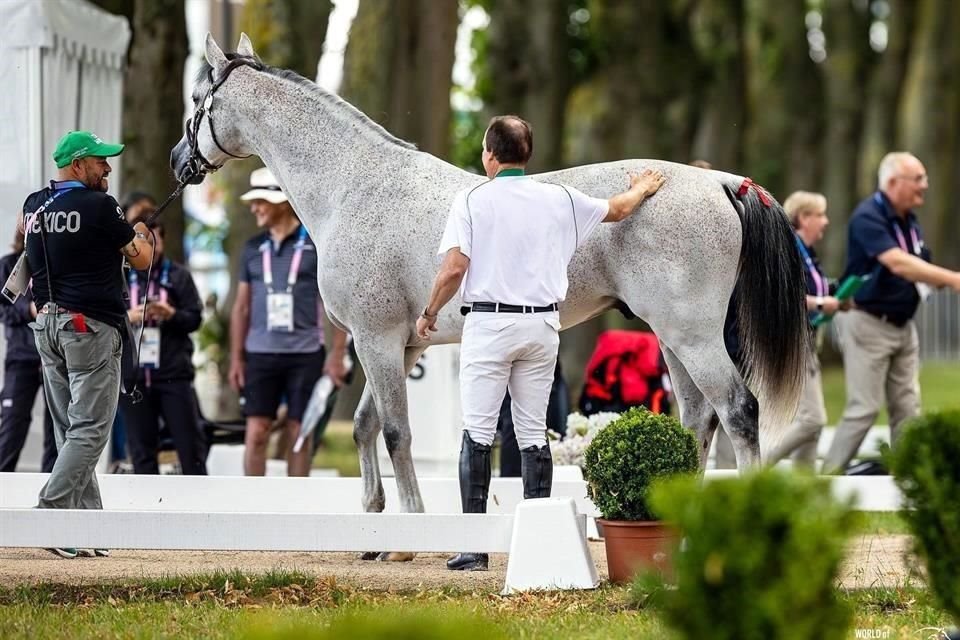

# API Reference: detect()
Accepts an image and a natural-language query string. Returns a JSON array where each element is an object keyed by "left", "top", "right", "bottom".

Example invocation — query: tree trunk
[
  {"left": 743, "top": 0, "right": 824, "bottom": 200},
  {"left": 240, "top": 0, "right": 333, "bottom": 79},
  {"left": 897, "top": 0, "right": 960, "bottom": 268},
  {"left": 483, "top": 0, "right": 572, "bottom": 171},
  {"left": 819, "top": 0, "right": 875, "bottom": 271},
  {"left": 341, "top": 0, "right": 458, "bottom": 159},
  {"left": 566, "top": 1, "right": 703, "bottom": 164},
  {"left": 690, "top": 0, "right": 747, "bottom": 172},
  {"left": 857, "top": 0, "right": 916, "bottom": 197},
  {"left": 120, "top": 0, "right": 188, "bottom": 261},
  {"left": 219, "top": 0, "right": 334, "bottom": 316}
]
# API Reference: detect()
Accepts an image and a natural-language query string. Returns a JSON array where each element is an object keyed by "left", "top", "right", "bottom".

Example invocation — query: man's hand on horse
[
  {"left": 416, "top": 313, "right": 437, "bottom": 340},
  {"left": 629, "top": 168, "right": 667, "bottom": 197}
]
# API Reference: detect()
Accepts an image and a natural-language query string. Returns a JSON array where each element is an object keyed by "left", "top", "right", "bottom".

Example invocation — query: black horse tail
[{"left": 722, "top": 178, "right": 807, "bottom": 448}]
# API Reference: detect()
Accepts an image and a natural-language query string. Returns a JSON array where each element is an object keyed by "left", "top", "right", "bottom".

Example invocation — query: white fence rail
[
  {"left": 0, "top": 472, "right": 905, "bottom": 592},
  {"left": 0, "top": 509, "right": 516, "bottom": 553},
  {"left": 0, "top": 473, "right": 596, "bottom": 515},
  {"left": 0, "top": 470, "right": 905, "bottom": 515}
]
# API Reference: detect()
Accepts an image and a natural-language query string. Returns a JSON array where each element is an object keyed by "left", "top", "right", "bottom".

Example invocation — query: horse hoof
[
  {"left": 377, "top": 551, "right": 415, "bottom": 562},
  {"left": 358, "top": 551, "right": 381, "bottom": 561}
]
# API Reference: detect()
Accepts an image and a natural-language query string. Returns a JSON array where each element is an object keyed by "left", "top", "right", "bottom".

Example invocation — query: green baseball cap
[{"left": 52, "top": 131, "right": 125, "bottom": 168}]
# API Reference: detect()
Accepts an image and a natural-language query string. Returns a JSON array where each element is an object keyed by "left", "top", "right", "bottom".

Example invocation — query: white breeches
[{"left": 459, "top": 311, "right": 560, "bottom": 450}]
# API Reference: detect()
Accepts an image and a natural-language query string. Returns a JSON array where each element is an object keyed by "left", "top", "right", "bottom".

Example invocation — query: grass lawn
[
  {"left": 0, "top": 571, "right": 953, "bottom": 640},
  {"left": 311, "top": 420, "right": 360, "bottom": 477},
  {"left": 821, "top": 360, "right": 960, "bottom": 426}
]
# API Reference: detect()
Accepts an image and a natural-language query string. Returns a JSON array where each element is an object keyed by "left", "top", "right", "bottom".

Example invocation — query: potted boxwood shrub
[
  {"left": 582, "top": 406, "right": 699, "bottom": 583},
  {"left": 887, "top": 410, "right": 960, "bottom": 639}
]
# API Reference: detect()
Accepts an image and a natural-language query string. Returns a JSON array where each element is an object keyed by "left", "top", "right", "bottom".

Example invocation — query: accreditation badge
[
  {"left": 916, "top": 282, "right": 932, "bottom": 303},
  {"left": 141, "top": 327, "right": 161, "bottom": 369},
  {"left": 267, "top": 292, "right": 295, "bottom": 332}
]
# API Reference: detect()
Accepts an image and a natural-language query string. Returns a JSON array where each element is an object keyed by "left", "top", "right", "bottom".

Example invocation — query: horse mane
[{"left": 196, "top": 54, "right": 418, "bottom": 152}]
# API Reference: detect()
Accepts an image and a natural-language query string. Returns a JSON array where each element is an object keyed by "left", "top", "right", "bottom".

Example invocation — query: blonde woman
[{"left": 767, "top": 191, "right": 846, "bottom": 468}]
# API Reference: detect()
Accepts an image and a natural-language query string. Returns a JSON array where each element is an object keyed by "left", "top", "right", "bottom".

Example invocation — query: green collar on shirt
[{"left": 495, "top": 168, "right": 525, "bottom": 178}]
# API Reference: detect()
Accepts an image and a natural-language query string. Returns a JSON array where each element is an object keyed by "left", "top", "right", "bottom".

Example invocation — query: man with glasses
[{"left": 823, "top": 152, "right": 960, "bottom": 474}]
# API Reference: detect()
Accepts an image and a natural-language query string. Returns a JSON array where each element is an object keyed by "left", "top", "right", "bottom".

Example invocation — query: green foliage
[
  {"left": 196, "top": 301, "right": 228, "bottom": 375},
  {"left": 242, "top": 608, "right": 506, "bottom": 640},
  {"left": 449, "top": 109, "right": 485, "bottom": 173},
  {"left": 886, "top": 410, "right": 960, "bottom": 625},
  {"left": 466, "top": 0, "right": 597, "bottom": 107},
  {"left": 642, "top": 470, "right": 857, "bottom": 640},
  {"left": 582, "top": 407, "right": 699, "bottom": 521}
]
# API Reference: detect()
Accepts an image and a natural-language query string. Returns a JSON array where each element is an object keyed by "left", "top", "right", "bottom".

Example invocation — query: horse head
[{"left": 170, "top": 33, "right": 262, "bottom": 185}]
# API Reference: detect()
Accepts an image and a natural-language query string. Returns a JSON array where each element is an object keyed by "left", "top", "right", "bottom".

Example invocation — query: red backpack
[{"left": 579, "top": 330, "right": 671, "bottom": 416}]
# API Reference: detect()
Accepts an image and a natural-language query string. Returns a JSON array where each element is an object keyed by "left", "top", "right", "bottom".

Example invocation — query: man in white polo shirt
[{"left": 416, "top": 115, "right": 666, "bottom": 571}]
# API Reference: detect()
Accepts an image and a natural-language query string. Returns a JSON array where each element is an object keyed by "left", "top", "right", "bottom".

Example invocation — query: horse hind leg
[
  {"left": 661, "top": 344, "right": 720, "bottom": 469},
  {"left": 668, "top": 337, "right": 761, "bottom": 469}
]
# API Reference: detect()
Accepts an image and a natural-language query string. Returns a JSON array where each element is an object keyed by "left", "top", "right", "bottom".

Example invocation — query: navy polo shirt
[{"left": 843, "top": 192, "right": 931, "bottom": 323}]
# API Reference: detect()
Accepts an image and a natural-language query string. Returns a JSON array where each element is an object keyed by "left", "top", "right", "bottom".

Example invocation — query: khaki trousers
[
  {"left": 766, "top": 350, "right": 827, "bottom": 468},
  {"left": 31, "top": 309, "right": 122, "bottom": 509},
  {"left": 822, "top": 310, "right": 920, "bottom": 474}
]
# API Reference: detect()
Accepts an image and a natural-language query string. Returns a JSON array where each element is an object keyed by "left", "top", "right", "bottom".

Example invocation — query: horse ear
[
  {"left": 237, "top": 32, "right": 257, "bottom": 59},
  {"left": 204, "top": 32, "right": 228, "bottom": 75}
]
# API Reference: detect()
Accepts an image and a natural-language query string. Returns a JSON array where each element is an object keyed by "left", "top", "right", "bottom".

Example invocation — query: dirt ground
[{"left": 0, "top": 535, "right": 917, "bottom": 592}]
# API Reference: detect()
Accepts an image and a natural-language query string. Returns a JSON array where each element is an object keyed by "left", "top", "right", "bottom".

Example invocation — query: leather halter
[{"left": 184, "top": 55, "right": 264, "bottom": 178}]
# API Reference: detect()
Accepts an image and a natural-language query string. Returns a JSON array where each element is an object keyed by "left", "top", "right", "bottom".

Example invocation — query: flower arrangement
[{"left": 549, "top": 411, "right": 622, "bottom": 468}]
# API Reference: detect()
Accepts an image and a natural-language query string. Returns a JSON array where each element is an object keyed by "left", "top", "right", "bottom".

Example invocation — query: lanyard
[
  {"left": 261, "top": 225, "right": 307, "bottom": 294},
  {"left": 794, "top": 234, "right": 826, "bottom": 298},
  {"left": 873, "top": 192, "right": 922, "bottom": 256},
  {"left": 129, "top": 260, "right": 170, "bottom": 381},
  {"left": 24, "top": 181, "right": 84, "bottom": 231},
  {"left": 128, "top": 259, "right": 171, "bottom": 312},
  {"left": 892, "top": 223, "right": 921, "bottom": 256}
]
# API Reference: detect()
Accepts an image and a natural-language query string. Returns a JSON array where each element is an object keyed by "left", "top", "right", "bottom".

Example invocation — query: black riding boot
[
  {"left": 520, "top": 442, "right": 553, "bottom": 499},
  {"left": 446, "top": 431, "right": 491, "bottom": 571}
]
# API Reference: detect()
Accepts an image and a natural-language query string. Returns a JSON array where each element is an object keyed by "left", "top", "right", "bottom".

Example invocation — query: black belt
[
  {"left": 863, "top": 309, "right": 910, "bottom": 328},
  {"left": 461, "top": 302, "right": 559, "bottom": 315}
]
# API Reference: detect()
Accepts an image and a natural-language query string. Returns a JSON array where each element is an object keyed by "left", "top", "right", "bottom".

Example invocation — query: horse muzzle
[{"left": 170, "top": 138, "right": 207, "bottom": 185}]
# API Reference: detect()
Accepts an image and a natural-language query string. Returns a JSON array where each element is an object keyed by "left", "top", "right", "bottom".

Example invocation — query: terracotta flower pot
[{"left": 598, "top": 518, "right": 677, "bottom": 583}]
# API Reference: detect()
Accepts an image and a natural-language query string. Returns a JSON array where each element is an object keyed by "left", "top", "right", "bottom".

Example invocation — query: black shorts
[{"left": 242, "top": 349, "right": 325, "bottom": 421}]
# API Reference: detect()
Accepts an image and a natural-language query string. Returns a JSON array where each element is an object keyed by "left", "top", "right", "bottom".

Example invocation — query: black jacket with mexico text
[{"left": 23, "top": 183, "right": 134, "bottom": 330}]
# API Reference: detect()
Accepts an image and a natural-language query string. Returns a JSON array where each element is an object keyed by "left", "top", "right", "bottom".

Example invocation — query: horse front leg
[
  {"left": 353, "top": 385, "right": 385, "bottom": 513},
  {"left": 353, "top": 384, "right": 389, "bottom": 562},
  {"left": 355, "top": 339, "right": 425, "bottom": 562}
]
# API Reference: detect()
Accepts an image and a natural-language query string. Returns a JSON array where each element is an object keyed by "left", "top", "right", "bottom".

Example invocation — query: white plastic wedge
[{"left": 502, "top": 497, "right": 599, "bottom": 594}]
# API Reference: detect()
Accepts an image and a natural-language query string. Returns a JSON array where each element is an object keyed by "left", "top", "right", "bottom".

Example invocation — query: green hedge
[
  {"left": 887, "top": 410, "right": 960, "bottom": 626},
  {"left": 583, "top": 407, "right": 699, "bottom": 521},
  {"left": 644, "top": 470, "right": 856, "bottom": 640}
]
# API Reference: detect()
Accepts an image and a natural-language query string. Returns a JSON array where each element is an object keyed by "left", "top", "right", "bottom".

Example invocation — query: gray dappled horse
[{"left": 172, "top": 35, "right": 807, "bottom": 526}]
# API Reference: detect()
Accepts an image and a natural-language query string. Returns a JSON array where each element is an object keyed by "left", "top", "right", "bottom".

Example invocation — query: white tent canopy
[
  {"left": 0, "top": 0, "right": 130, "bottom": 470},
  {"left": 0, "top": 0, "right": 130, "bottom": 233}
]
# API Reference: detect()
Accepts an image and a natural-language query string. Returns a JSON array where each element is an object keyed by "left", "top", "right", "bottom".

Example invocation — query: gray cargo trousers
[{"left": 31, "top": 304, "right": 121, "bottom": 509}]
